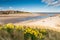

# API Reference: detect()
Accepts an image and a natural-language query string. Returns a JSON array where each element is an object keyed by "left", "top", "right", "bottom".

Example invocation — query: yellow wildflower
[
  {"left": 5, "top": 23, "right": 14, "bottom": 29},
  {"left": 15, "top": 25, "right": 24, "bottom": 30}
]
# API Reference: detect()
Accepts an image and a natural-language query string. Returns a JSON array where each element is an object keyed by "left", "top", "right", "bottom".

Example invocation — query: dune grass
[{"left": 0, "top": 23, "right": 60, "bottom": 40}]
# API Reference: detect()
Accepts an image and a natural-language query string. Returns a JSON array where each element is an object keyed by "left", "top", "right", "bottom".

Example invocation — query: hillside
[{"left": 0, "top": 10, "right": 31, "bottom": 14}]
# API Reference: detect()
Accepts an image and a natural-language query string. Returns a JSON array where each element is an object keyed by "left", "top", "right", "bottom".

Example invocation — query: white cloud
[
  {"left": 42, "top": 0, "right": 60, "bottom": 7},
  {"left": 9, "top": 6, "right": 13, "bottom": 10}
]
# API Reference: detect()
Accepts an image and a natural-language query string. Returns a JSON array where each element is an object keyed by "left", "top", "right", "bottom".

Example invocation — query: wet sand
[
  {"left": 0, "top": 14, "right": 41, "bottom": 24},
  {"left": 0, "top": 14, "right": 59, "bottom": 24}
]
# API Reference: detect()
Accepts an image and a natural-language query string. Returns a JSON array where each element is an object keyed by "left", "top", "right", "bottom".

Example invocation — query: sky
[{"left": 0, "top": 0, "right": 60, "bottom": 12}]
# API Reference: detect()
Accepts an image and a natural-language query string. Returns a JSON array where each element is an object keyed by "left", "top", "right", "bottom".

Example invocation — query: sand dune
[
  {"left": 26, "top": 15, "right": 60, "bottom": 32},
  {"left": 26, "top": 16, "right": 60, "bottom": 27},
  {"left": 15, "top": 15, "right": 60, "bottom": 32}
]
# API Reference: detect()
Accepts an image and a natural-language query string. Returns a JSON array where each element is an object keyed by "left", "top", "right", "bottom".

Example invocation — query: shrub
[{"left": 0, "top": 23, "right": 47, "bottom": 40}]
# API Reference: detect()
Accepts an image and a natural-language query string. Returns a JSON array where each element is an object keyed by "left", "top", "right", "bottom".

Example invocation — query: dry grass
[
  {"left": 44, "top": 29, "right": 60, "bottom": 40},
  {"left": 0, "top": 24, "right": 60, "bottom": 40}
]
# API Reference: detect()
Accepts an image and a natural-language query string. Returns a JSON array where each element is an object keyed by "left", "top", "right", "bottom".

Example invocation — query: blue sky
[{"left": 0, "top": 0, "right": 60, "bottom": 12}]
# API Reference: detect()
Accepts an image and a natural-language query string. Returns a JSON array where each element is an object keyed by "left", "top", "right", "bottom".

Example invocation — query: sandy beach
[
  {"left": 0, "top": 14, "right": 60, "bottom": 32},
  {"left": 14, "top": 15, "right": 60, "bottom": 32}
]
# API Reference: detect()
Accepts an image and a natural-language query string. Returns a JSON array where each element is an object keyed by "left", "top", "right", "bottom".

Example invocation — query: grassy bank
[{"left": 0, "top": 23, "right": 60, "bottom": 40}]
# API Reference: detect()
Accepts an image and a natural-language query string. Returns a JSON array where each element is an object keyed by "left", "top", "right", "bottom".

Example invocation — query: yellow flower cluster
[
  {"left": 24, "top": 27, "right": 40, "bottom": 37},
  {"left": 24, "top": 27, "right": 32, "bottom": 34},
  {"left": 0, "top": 23, "right": 47, "bottom": 40},
  {"left": 4, "top": 23, "right": 14, "bottom": 29},
  {"left": 15, "top": 25, "right": 24, "bottom": 30},
  {"left": 31, "top": 30, "right": 39, "bottom": 37},
  {"left": 24, "top": 27, "right": 47, "bottom": 39}
]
